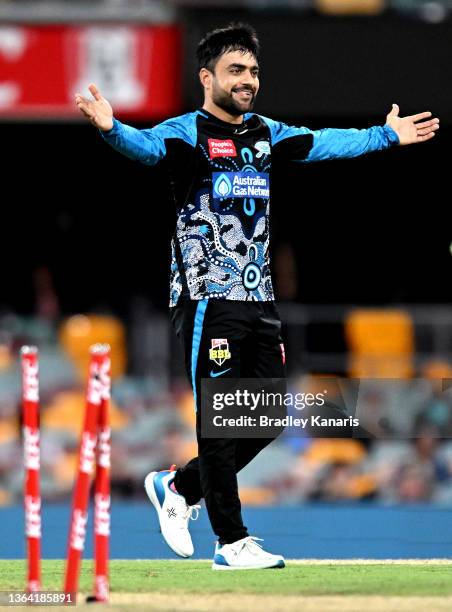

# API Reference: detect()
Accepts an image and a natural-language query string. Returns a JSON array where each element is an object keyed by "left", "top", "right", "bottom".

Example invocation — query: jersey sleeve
[
  {"left": 100, "top": 113, "right": 198, "bottom": 166},
  {"left": 260, "top": 115, "right": 400, "bottom": 163}
]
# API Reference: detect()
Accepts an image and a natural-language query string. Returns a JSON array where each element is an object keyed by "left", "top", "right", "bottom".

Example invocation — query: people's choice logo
[{"left": 208, "top": 138, "right": 237, "bottom": 158}]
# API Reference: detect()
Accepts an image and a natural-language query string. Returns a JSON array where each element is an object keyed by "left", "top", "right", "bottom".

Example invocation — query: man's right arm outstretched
[
  {"left": 75, "top": 83, "right": 196, "bottom": 166},
  {"left": 75, "top": 83, "right": 114, "bottom": 131}
]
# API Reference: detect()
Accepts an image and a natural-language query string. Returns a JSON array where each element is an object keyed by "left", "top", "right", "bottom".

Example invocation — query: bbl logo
[{"left": 209, "top": 339, "right": 231, "bottom": 366}]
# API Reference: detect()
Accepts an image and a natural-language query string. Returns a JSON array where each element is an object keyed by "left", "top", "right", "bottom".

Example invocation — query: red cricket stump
[
  {"left": 64, "top": 344, "right": 110, "bottom": 598},
  {"left": 93, "top": 350, "right": 111, "bottom": 602},
  {"left": 21, "top": 346, "right": 42, "bottom": 593}
]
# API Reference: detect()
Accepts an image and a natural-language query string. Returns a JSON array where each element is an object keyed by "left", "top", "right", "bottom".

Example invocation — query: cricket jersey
[{"left": 101, "top": 110, "right": 399, "bottom": 306}]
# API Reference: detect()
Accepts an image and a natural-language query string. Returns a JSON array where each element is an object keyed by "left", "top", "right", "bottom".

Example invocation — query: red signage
[
  {"left": 0, "top": 25, "right": 181, "bottom": 119},
  {"left": 208, "top": 138, "right": 237, "bottom": 158}
]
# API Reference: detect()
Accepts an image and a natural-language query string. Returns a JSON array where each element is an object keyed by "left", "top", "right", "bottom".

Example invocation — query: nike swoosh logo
[{"left": 210, "top": 368, "right": 231, "bottom": 377}]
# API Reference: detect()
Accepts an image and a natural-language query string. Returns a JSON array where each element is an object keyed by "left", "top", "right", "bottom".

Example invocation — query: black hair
[{"left": 197, "top": 23, "right": 260, "bottom": 72}]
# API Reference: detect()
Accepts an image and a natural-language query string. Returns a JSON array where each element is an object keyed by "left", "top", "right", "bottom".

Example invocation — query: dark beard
[{"left": 212, "top": 87, "right": 255, "bottom": 117}]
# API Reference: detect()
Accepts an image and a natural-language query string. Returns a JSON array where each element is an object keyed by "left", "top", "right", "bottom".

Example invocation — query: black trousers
[{"left": 170, "top": 299, "right": 286, "bottom": 544}]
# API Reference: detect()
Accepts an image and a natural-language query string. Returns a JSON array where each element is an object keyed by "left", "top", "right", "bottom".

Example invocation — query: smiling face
[{"left": 200, "top": 50, "right": 260, "bottom": 120}]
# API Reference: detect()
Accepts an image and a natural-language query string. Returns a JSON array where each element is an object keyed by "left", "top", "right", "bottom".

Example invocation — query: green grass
[{"left": 1, "top": 560, "right": 452, "bottom": 596}]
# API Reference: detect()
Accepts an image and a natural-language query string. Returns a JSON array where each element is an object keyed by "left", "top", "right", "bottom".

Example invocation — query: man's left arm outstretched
[{"left": 264, "top": 104, "right": 440, "bottom": 162}]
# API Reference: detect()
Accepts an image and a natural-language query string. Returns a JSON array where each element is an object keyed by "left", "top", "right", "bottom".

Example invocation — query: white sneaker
[
  {"left": 212, "top": 536, "right": 285, "bottom": 570},
  {"left": 144, "top": 468, "right": 200, "bottom": 558}
]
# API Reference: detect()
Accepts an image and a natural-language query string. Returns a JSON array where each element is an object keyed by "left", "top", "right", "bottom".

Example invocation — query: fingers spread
[
  {"left": 76, "top": 102, "right": 94, "bottom": 119},
  {"left": 88, "top": 83, "right": 102, "bottom": 101},
  {"left": 388, "top": 103, "right": 400, "bottom": 117},
  {"left": 418, "top": 132, "right": 435, "bottom": 142},
  {"left": 417, "top": 128, "right": 435, "bottom": 137},
  {"left": 409, "top": 111, "right": 432, "bottom": 122},
  {"left": 75, "top": 94, "right": 90, "bottom": 106},
  {"left": 419, "top": 122, "right": 440, "bottom": 130},
  {"left": 415, "top": 118, "right": 440, "bottom": 129}
]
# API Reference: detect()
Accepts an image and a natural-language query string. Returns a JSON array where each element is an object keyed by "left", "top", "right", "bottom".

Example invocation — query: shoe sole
[
  {"left": 144, "top": 471, "right": 192, "bottom": 559},
  {"left": 212, "top": 559, "right": 285, "bottom": 570}
]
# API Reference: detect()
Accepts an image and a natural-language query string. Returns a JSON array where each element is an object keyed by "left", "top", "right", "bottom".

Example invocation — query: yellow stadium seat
[
  {"left": 0, "top": 418, "right": 18, "bottom": 444},
  {"left": 0, "top": 488, "right": 12, "bottom": 506},
  {"left": 421, "top": 359, "right": 452, "bottom": 380},
  {"left": 304, "top": 439, "right": 367, "bottom": 464},
  {"left": 347, "top": 474, "right": 377, "bottom": 498},
  {"left": 239, "top": 487, "right": 276, "bottom": 505},
  {"left": 316, "top": 0, "right": 384, "bottom": 15},
  {"left": 59, "top": 314, "right": 126, "bottom": 380},
  {"left": 345, "top": 309, "right": 414, "bottom": 378},
  {"left": 42, "top": 390, "right": 128, "bottom": 433},
  {"left": 176, "top": 388, "right": 196, "bottom": 428},
  {"left": 52, "top": 451, "right": 79, "bottom": 487}
]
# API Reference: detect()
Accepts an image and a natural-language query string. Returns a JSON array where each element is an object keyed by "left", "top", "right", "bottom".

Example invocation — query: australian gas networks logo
[{"left": 212, "top": 172, "right": 270, "bottom": 200}]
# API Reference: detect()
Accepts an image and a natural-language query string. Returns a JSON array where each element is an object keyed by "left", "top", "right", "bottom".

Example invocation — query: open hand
[
  {"left": 75, "top": 83, "right": 114, "bottom": 131},
  {"left": 386, "top": 104, "right": 439, "bottom": 145}
]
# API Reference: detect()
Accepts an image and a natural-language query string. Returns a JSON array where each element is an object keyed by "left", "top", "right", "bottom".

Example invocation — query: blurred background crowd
[
  {"left": 2, "top": 295, "right": 452, "bottom": 507},
  {"left": 1, "top": 0, "right": 451, "bottom": 508}
]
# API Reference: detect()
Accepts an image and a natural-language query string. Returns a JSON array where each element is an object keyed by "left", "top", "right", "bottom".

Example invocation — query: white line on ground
[{"left": 120, "top": 558, "right": 452, "bottom": 565}]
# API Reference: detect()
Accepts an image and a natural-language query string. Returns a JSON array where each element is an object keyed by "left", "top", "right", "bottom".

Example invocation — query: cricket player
[{"left": 75, "top": 23, "right": 439, "bottom": 569}]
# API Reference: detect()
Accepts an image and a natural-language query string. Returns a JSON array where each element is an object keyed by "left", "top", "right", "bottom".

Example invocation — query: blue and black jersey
[{"left": 102, "top": 109, "right": 399, "bottom": 306}]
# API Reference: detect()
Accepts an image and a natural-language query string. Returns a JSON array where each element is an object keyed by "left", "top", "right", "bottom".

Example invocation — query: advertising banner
[{"left": 0, "top": 24, "right": 181, "bottom": 119}]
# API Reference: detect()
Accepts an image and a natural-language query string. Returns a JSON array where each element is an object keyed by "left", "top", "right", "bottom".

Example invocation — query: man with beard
[{"left": 75, "top": 23, "right": 439, "bottom": 570}]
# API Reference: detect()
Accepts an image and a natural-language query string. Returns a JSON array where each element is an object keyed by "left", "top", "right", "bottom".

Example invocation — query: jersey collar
[{"left": 197, "top": 108, "right": 253, "bottom": 130}]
